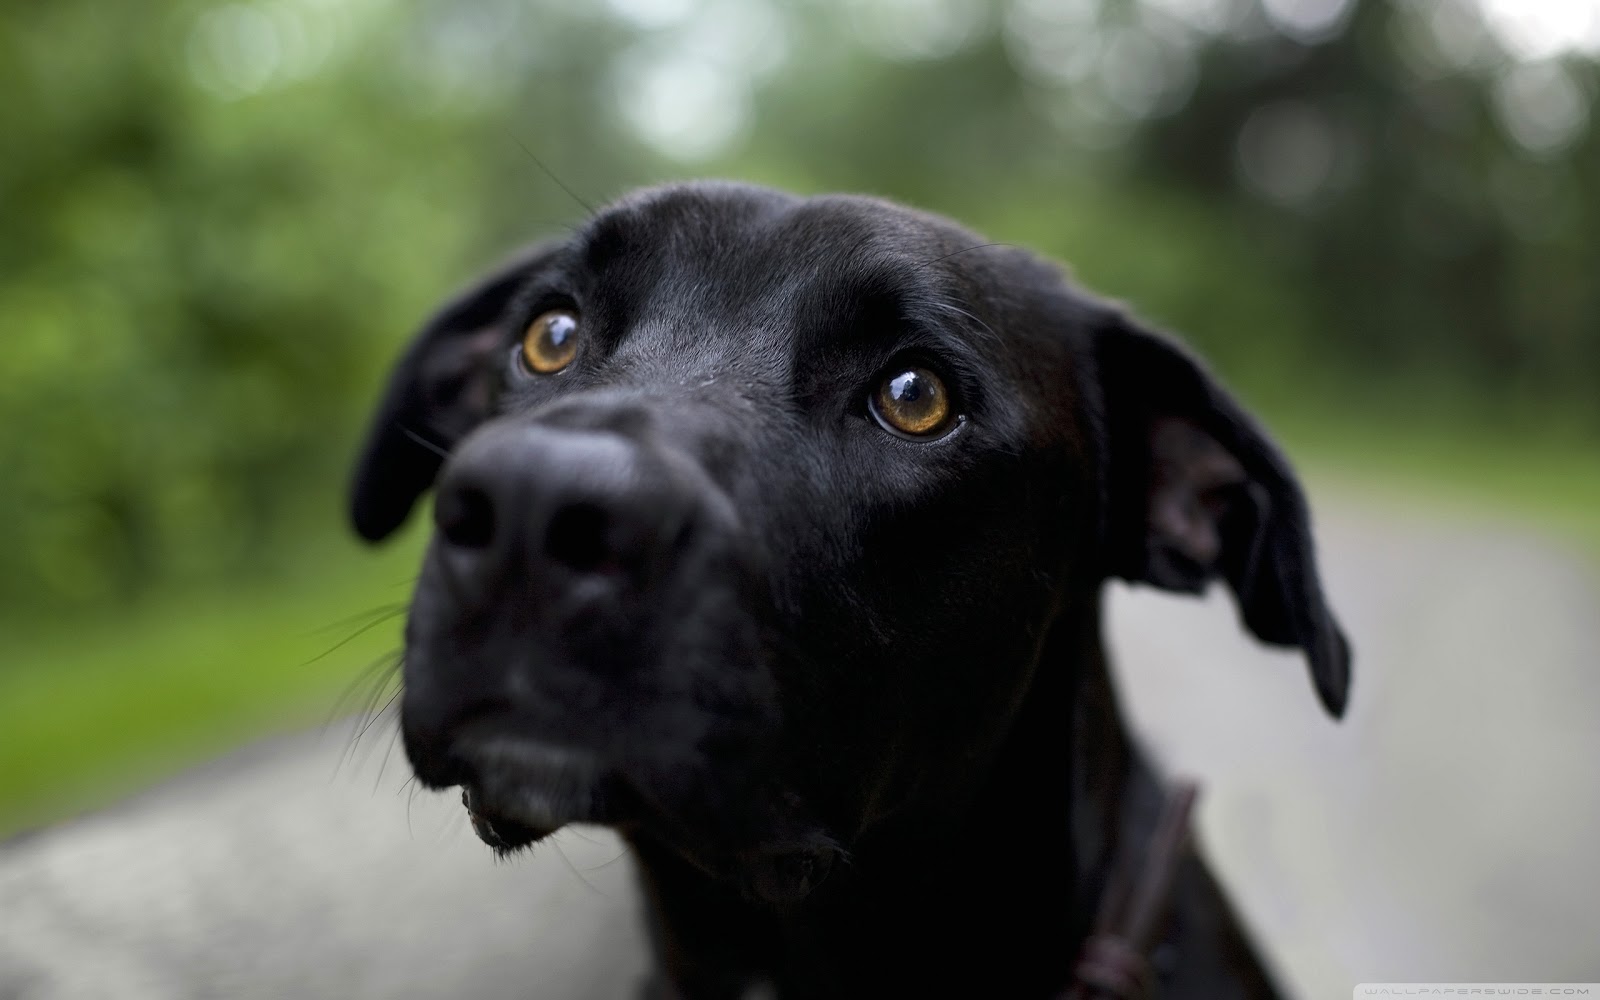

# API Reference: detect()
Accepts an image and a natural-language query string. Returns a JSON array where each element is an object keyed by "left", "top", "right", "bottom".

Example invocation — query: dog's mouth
[
  {"left": 461, "top": 786, "right": 555, "bottom": 851},
  {"left": 452, "top": 736, "right": 620, "bottom": 852},
  {"left": 430, "top": 716, "right": 844, "bottom": 904}
]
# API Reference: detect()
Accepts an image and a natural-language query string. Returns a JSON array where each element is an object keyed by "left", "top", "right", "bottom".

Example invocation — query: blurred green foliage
[
  {"left": 0, "top": 529, "right": 418, "bottom": 836},
  {"left": 1, "top": 0, "right": 1596, "bottom": 615}
]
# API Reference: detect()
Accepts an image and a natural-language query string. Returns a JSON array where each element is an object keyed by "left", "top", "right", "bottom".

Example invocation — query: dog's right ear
[
  {"left": 349, "top": 243, "right": 559, "bottom": 542},
  {"left": 1090, "top": 308, "right": 1352, "bottom": 718}
]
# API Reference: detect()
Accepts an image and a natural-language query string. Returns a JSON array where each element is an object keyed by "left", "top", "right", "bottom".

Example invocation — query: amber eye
[
  {"left": 521, "top": 309, "right": 580, "bottom": 374},
  {"left": 870, "top": 366, "right": 954, "bottom": 438}
]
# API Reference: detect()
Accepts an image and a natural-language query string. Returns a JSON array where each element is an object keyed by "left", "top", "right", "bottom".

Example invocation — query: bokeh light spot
[
  {"left": 1494, "top": 60, "right": 1590, "bottom": 156},
  {"left": 1236, "top": 100, "right": 1338, "bottom": 207}
]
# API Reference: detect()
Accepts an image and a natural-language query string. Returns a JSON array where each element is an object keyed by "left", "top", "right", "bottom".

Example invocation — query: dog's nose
[{"left": 432, "top": 420, "right": 686, "bottom": 587}]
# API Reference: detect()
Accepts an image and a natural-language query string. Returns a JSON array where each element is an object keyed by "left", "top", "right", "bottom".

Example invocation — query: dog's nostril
[
  {"left": 438, "top": 485, "right": 496, "bottom": 549},
  {"left": 545, "top": 502, "right": 614, "bottom": 573}
]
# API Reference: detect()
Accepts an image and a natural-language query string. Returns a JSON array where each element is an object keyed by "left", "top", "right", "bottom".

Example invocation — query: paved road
[{"left": 3, "top": 492, "right": 1598, "bottom": 999}]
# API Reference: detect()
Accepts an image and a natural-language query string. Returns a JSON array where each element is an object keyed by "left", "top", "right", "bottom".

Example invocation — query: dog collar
[{"left": 1063, "top": 780, "right": 1200, "bottom": 1000}]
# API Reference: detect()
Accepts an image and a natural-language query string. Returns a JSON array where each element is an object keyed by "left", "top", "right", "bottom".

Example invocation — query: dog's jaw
[
  {"left": 461, "top": 787, "right": 554, "bottom": 853},
  {"left": 453, "top": 735, "right": 608, "bottom": 851}
]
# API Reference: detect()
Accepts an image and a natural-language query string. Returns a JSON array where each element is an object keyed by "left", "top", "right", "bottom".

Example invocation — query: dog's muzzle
[{"left": 396, "top": 407, "right": 758, "bottom": 852}]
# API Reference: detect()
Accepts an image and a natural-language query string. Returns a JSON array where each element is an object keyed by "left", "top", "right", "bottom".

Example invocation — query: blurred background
[{"left": 1, "top": 0, "right": 1597, "bottom": 995}]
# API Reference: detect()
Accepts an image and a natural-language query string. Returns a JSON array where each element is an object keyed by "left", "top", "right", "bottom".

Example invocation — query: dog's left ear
[
  {"left": 1093, "top": 310, "right": 1351, "bottom": 717},
  {"left": 349, "top": 243, "right": 559, "bottom": 543}
]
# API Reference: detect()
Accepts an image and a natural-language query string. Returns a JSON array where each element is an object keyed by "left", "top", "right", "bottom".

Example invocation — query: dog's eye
[
  {"left": 870, "top": 367, "right": 953, "bottom": 438},
  {"left": 521, "top": 309, "right": 580, "bottom": 374}
]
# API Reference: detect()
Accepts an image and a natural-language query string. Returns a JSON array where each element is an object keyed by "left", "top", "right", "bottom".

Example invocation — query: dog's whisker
[
  {"left": 549, "top": 838, "right": 605, "bottom": 896},
  {"left": 583, "top": 848, "right": 632, "bottom": 873},
  {"left": 324, "top": 647, "right": 403, "bottom": 739},
  {"left": 372, "top": 717, "right": 404, "bottom": 793},
  {"left": 404, "top": 775, "right": 420, "bottom": 839},
  {"left": 327, "top": 646, "right": 402, "bottom": 716},
  {"left": 357, "top": 718, "right": 398, "bottom": 777},
  {"left": 301, "top": 606, "right": 407, "bottom": 667},
  {"left": 917, "top": 241, "right": 1016, "bottom": 270},
  {"left": 512, "top": 136, "right": 595, "bottom": 218},
  {"left": 931, "top": 299, "right": 1000, "bottom": 345},
  {"left": 348, "top": 684, "right": 403, "bottom": 761},
  {"left": 301, "top": 603, "right": 409, "bottom": 639},
  {"left": 330, "top": 651, "right": 403, "bottom": 778},
  {"left": 398, "top": 424, "right": 452, "bottom": 460}
]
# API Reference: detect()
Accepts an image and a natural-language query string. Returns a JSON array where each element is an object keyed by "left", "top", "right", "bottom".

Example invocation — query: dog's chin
[
  {"left": 447, "top": 736, "right": 840, "bottom": 906},
  {"left": 461, "top": 786, "right": 558, "bottom": 853},
  {"left": 451, "top": 737, "right": 615, "bottom": 854}
]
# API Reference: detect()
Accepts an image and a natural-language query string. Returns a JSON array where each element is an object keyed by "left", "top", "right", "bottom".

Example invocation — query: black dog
[{"left": 350, "top": 181, "right": 1350, "bottom": 999}]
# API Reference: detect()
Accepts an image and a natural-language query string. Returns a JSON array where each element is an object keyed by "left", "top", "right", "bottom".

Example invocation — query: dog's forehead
[
  {"left": 588, "top": 183, "right": 972, "bottom": 262},
  {"left": 574, "top": 184, "right": 988, "bottom": 318}
]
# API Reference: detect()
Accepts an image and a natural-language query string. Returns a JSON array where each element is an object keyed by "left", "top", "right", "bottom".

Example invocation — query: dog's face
[{"left": 350, "top": 182, "right": 1348, "bottom": 904}]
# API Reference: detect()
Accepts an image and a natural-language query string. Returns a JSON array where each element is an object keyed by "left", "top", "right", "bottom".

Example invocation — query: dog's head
[{"left": 350, "top": 182, "right": 1349, "bottom": 904}]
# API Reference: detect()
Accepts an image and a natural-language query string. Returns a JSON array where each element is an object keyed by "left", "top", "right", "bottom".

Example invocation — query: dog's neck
[{"left": 631, "top": 588, "right": 1147, "bottom": 997}]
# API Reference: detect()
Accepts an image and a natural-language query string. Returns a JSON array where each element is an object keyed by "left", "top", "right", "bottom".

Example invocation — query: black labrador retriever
[{"left": 349, "top": 181, "right": 1350, "bottom": 999}]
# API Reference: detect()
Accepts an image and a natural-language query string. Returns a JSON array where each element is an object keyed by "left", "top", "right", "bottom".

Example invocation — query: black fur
[{"left": 350, "top": 182, "right": 1350, "bottom": 998}]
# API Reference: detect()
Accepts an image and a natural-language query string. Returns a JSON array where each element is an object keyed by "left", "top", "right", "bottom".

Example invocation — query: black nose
[{"left": 432, "top": 420, "right": 688, "bottom": 587}]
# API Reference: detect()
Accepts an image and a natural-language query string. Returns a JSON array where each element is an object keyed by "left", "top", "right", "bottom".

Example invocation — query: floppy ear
[
  {"left": 1093, "top": 310, "right": 1351, "bottom": 717},
  {"left": 349, "top": 243, "right": 559, "bottom": 542}
]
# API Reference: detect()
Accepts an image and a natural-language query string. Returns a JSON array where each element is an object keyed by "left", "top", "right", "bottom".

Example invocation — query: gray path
[{"left": 3, "top": 493, "right": 1598, "bottom": 999}]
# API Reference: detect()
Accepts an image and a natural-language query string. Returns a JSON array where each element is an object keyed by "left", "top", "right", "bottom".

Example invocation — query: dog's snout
[
  {"left": 405, "top": 412, "right": 739, "bottom": 789},
  {"left": 431, "top": 419, "right": 697, "bottom": 592},
  {"left": 544, "top": 502, "right": 614, "bottom": 573},
  {"left": 436, "top": 483, "right": 496, "bottom": 550}
]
